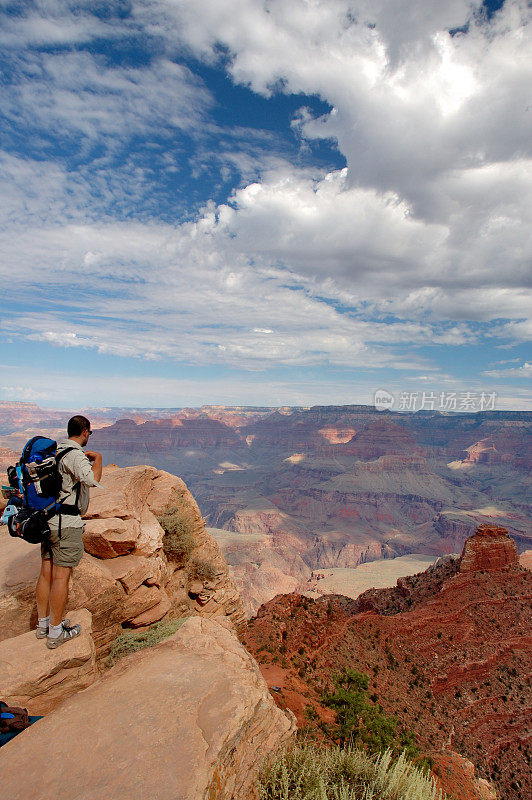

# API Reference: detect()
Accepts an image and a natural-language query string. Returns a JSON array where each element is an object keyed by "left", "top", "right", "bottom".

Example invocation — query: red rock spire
[{"left": 460, "top": 524, "right": 518, "bottom": 573}]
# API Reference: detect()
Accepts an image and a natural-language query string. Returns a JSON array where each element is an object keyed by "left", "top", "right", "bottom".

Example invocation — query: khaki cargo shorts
[{"left": 41, "top": 525, "right": 84, "bottom": 568}]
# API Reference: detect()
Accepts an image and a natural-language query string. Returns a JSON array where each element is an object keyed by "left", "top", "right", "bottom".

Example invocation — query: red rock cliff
[{"left": 244, "top": 525, "right": 530, "bottom": 800}]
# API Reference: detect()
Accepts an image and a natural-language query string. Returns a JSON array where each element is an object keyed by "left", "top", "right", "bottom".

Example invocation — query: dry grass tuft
[{"left": 258, "top": 742, "right": 442, "bottom": 800}]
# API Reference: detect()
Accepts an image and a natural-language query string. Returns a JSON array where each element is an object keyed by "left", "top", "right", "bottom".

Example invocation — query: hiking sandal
[
  {"left": 36, "top": 617, "right": 70, "bottom": 639},
  {"left": 46, "top": 621, "right": 81, "bottom": 649}
]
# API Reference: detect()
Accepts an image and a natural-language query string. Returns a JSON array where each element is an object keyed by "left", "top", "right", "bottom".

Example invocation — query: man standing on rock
[{"left": 35, "top": 415, "right": 102, "bottom": 648}]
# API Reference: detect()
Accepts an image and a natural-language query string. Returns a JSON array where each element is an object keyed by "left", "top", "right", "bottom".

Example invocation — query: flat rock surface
[
  {"left": 1, "top": 616, "right": 294, "bottom": 800},
  {"left": 0, "top": 609, "right": 97, "bottom": 714}
]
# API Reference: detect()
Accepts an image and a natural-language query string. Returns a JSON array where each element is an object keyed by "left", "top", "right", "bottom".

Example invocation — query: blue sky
[{"left": 0, "top": 0, "right": 530, "bottom": 410}]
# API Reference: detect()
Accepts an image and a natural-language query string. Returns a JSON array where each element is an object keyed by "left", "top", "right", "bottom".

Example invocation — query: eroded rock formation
[
  {"left": 0, "top": 465, "right": 246, "bottom": 660},
  {"left": 431, "top": 751, "right": 497, "bottom": 800},
  {"left": 460, "top": 524, "right": 519, "bottom": 573},
  {"left": 0, "top": 467, "right": 295, "bottom": 799},
  {"left": 86, "top": 407, "right": 531, "bottom": 614}
]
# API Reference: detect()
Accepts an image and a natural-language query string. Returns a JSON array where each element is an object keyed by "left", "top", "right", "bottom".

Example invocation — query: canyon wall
[
  {"left": 88, "top": 407, "right": 531, "bottom": 612},
  {"left": 244, "top": 525, "right": 531, "bottom": 800}
]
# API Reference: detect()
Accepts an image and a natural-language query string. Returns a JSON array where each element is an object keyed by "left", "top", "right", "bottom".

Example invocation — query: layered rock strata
[
  {"left": 1, "top": 616, "right": 295, "bottom": 800},
  {"left": 86, "top": 407, "right": 531, "bottom": 614}
]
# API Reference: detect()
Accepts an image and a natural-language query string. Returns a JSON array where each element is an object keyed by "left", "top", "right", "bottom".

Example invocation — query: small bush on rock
[
  {"left": 189, "top": 558, "right": 217, "bottom": 583},
  {"left": 106, "top": 617, "right": 190, "bottom": 667},
  {"left": 157, "top": 503, "right": 195, "bottom": 562}
]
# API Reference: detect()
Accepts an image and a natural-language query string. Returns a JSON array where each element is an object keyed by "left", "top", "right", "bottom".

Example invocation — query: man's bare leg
[
  {"left": 36, "top": 558, "right": 53, "bottom": 619},
  {"left": 49, "top": 565, "right": 72, "bottom": 626}
]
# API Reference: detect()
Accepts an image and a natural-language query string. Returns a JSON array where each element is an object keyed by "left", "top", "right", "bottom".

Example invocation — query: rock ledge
[{"left": 1, "top": 616, "right": 295, "bottom": 800}]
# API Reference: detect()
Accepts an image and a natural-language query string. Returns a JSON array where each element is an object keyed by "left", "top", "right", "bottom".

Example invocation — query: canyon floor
[{"left": 300, "top": 553, "right": 440, "bottom": 599}]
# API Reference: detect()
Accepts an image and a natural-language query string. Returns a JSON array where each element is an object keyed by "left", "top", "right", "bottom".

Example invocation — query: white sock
[
  {"left": 48, "top": 622, "right": 63, "bottom": 639},
  {"left": 38, "top": 616, "right": 49, "bottom": 629}
]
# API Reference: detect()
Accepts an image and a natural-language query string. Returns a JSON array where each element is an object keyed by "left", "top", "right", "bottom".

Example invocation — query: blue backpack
[{"left": 2, "top": 437, "right": 79, "bottom": 544}]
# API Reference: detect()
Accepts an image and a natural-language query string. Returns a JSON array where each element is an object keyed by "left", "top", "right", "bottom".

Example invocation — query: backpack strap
[
  {"left": 55, "top": 446, "right": 77, "bottom": 465},
  {"left": 59, "top": 482, "right": 81, "bottom": 515},
  {"left": 55, "top": 447, "right": 82, "bottom": 517}
]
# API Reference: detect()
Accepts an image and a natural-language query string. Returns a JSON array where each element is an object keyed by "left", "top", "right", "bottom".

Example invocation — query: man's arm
[
  {"left": 84, "top": 450, "right": 102, "bottom": 482},
  {"left": 67, "top": 449, "right": 102, "bottom": 487}
]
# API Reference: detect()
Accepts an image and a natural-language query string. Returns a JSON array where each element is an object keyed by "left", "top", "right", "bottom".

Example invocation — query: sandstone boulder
[
  {"left": 1, "top": 616, "right": 295, "bottom": 800},
  {"left": 84, "top": 464, "right": 155, "bottom": 520},
  {"left": 145, "top": 469, "right": 189, "bottom": 515},
  {"left": 126, "top": 589, "right": 172, "bottom": 627},
  {"left": 82, "top": 517, "right": 139, "bottom": 558},
  {"left": 135, "top": 504, "right": 166, "bottom": 556},
  {"left": 460, "top": 524, "right": 518, "bottom": 573},
  {"left": 103, "top": 553, "right": 167, "bottom": 593},
  {"left": 0, "top": 609, "right": 97, "bottom": 715},
  {"left": 121, "top": 583, "right": 166, "bottom": 622}
]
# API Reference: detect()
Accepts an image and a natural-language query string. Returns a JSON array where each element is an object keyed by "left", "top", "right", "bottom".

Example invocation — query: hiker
[{"left": 35, "top": 415, "right": 102, "bottom": 648}]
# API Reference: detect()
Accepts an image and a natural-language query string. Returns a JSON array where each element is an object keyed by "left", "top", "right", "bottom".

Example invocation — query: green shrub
[
  {"left": 106, "top": 617, "right": 189, "bottom": 667},
  {"left": 157, "top": 503, "right": 195, "bottom": 562},
  {"left": 188, "top": 558, "right": 217, "bottom": 583},
  {"left": 257, "top": 742, "right": 442, "bottom": 800},
  {"left": 321, "top": 668, "right": 424, "bottom": 763}
]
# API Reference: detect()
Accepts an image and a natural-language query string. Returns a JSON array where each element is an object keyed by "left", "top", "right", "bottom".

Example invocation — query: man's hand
[{"left": 84, "top": 450, "right": 103, "bottom": 482}]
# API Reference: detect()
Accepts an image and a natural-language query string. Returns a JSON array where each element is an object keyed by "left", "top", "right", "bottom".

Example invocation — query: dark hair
[{"left": 67, "top": 415, "right": 91, "bottom": 437}]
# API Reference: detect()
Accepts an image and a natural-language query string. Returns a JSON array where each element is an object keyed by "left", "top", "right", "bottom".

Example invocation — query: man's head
[{"left": 67, "top": 414, "right": 92, "bottom": 446}]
